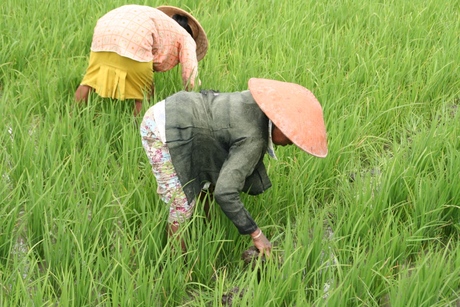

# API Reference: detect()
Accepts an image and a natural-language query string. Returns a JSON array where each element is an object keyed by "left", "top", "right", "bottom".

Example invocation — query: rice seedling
[{"left": 1, "top": 0, "right": 459, "bottom": 305}]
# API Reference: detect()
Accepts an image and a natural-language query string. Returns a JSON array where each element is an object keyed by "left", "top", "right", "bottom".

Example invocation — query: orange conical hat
[{"left": 248, "top": 78, "right": 328, "bottom": 158}]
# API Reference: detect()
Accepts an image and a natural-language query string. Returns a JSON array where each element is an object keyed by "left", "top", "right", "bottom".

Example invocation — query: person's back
[
  {"left": 164, "top": 90, "right": 271, "bottom": 202},
  {"left": 91, "top": 5, "right": 187, "bottom": 63},
  {"left": 165, "top": 90, "right": 267, "bottom": 141}
]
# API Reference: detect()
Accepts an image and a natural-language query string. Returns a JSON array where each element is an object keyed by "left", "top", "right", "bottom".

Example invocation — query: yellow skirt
[{"left": 80, "top": 51, "right": 153, "bottom": 100}]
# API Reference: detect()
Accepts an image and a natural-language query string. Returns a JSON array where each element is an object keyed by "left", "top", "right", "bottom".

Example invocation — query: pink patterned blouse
[{"left": 90, "top": 5, "right": 198, "bottom": 89}]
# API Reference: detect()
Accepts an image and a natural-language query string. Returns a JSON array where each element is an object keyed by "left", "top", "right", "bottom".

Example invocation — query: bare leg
[
  {"left": 134, "top": 100, "right": 142, "bottom": 117},
  {"left": 167, "top": 223, "right": 187, "bottom": 253},
  {"left": 75, "top": 85, "right": 93, "bottom": 102},
  {"left": 133, "top": 82, "right": 154, "bottom": 116},
  {"left": 167, "top": 189, "right": 213, "bottom": 254}
]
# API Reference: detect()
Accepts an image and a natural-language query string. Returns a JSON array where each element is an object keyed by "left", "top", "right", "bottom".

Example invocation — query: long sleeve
[
  {"left": 179, "top": 39, "right": 199, "bottom": 89},
  {"left": 213, "top": 137, "right": 266, "bottom": 234}
]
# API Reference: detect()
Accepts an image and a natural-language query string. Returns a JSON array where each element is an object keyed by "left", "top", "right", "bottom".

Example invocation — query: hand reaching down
[{"left": 250, "top": 228, "right": 271, "bottom": 257}]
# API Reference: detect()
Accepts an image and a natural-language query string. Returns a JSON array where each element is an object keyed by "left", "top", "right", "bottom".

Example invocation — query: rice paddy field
[{"left": 1, "top": 0, "right": 460, "bottom": 305}]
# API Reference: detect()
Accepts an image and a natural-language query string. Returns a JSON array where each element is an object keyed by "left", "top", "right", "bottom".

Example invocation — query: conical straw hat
[
  {"left": 157, "top": 6, "right": 208, "bottom": 61},
  {"left": 248, "top": 78, "right": 328, "bottom": 158}
]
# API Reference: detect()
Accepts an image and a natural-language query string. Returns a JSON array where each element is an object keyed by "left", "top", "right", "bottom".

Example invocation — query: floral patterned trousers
[{"left": 140, "top": 107, "right": 195, "bottom": 225}]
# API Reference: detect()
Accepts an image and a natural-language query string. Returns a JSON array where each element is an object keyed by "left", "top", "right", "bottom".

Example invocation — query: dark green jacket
[{"left": 165, "top": 90, "right": 272, "bottom": 234}]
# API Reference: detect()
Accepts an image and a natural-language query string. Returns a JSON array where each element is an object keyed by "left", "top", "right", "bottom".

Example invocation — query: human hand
[{"left": 250, "top": 228, "right": 271, "bottom": 257}]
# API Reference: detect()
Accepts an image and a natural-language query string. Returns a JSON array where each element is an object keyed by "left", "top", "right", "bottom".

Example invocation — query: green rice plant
[
  {"left": 389, "top": 242, "right": 460, "bottom": 306},
  {"left": 1, "top": 0, "right": 460, "bottom": 304}
]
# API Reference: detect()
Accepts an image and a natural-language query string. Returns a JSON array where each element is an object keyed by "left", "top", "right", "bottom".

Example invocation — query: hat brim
[
  {"left": 248, "top": 78, "right": 328, "bottom": 158},
  {"left": 157, "top": 6, "right": 208, "bottom": 61}
]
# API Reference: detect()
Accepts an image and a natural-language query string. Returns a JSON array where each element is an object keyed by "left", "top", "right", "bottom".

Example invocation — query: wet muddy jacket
[{"left": 165, "top": 90, "right": 272, "bottom": 234}]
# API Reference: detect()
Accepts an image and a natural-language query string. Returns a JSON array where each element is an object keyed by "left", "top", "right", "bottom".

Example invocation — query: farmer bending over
[
  {"left": 140, "top": 78, "right": 328, "bottom": 256},
  {"left": 75, "top": 5, "right": 208, "bottom": 116}
]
